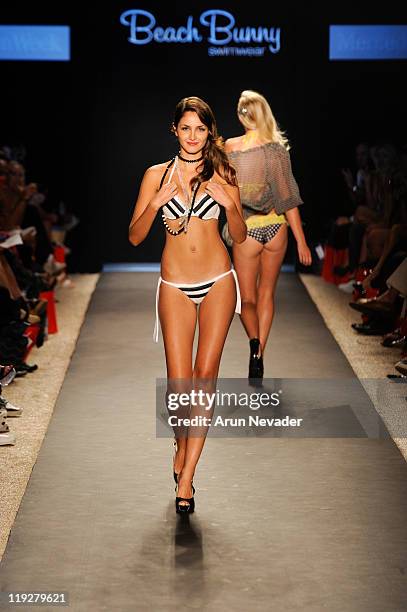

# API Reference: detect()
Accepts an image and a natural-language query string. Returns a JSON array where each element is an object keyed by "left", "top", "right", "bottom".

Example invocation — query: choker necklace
[{"left": 178, "top": 154, "right": 204, "bottom": 163}]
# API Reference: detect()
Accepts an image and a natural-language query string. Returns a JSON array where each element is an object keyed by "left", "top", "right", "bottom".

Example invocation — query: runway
[{"left": 1, "top": 271, "right": 407, "bottom": 612}]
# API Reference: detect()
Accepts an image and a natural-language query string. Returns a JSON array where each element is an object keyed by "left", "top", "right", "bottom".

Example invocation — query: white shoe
[
  {"left": 0, "top": 431, "right": 16, "bottom": 445},
  {"left": 61, "top": 276, "right": 74, "bottom": 288},
  {"left": 338, "top": 279, "right": 356, "bottom": 293},
  {"left": 53, "top": 261, "right": 67, "bottom": 273},
  {"left": 43, "top": 254, "right": 66, "bottom": 276},
  {"left": 0, "top": 366, "right": 16, "bottom": 387},
  {"left": 395, "top": 359, "right": 407, "bottom": 377},
  {"left": 0, "top": 396, "right": 23, "bottom": 417},
  {"left": 0, "top": 406, "right": 9, "bottom": 427},
  {"left": 0, "top": 407, "right": 16, "bottom": 445}
]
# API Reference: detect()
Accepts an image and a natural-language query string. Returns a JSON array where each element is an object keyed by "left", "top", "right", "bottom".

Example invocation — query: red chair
[
  {"left": 39, "top": 290, "right": 58, "bottom": 334},
  {"left": 352, "top": 266, "right": 380, "bottom": 302},
  {"left": 321, "top": 245, "right": 351, "bottom": 285},
  {"left": 53, "top": 245, "right": 66, "bottom": 264},
  {"left": 23, "top": 324, "right": 40, "bottom": 360}
]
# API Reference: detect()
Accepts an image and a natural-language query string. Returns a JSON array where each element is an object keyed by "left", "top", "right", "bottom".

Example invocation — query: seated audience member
[{"left": 338, "top": 143, "right": 407, "bottom": 292}]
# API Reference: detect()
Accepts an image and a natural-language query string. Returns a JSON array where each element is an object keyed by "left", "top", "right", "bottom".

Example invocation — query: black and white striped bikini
[
  {"left": 160, "top": 155, "right": 221, "bottom": 229},
  {"left": 161, "top": 188, "right": 221, "bottom": 225},
  {"left": 153, "top": 157, "right": 241, "bottom": 342}
]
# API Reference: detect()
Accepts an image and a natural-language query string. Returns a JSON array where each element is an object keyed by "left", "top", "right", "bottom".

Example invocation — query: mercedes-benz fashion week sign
[{"left": 119, "top": 9, "right": 281, "bottom": 56}]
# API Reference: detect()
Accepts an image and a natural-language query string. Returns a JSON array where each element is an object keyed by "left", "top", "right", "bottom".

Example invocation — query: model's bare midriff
[{"left": 161, "top": 217, "right": 231, "bottom": 282}]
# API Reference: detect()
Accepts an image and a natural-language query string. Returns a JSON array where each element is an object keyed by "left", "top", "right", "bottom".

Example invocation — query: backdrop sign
[{"left": 119, "top": 9, "right": 281, "bottom": 56}]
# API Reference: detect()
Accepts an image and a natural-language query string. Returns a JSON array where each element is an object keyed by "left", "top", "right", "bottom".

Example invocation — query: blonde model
[{"left": 224, "top": 90, "right": 312, "bottom": 379}]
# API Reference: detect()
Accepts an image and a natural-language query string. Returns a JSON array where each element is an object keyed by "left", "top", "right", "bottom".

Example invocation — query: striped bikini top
[{"left": 161, "top": 157, "right": 220, "bottom": 221}]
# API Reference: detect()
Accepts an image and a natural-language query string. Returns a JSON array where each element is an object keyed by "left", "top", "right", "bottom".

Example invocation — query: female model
[
  {"left": 223, "top": 90, "right": 312, "bottom": 379},
  {"left": 129, "top": 97, "right": 246, "bottom": 513}
]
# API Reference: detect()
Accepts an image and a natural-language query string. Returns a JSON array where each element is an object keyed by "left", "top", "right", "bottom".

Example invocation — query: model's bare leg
[
  {"left": 232, "top": 237, "right": 262, "bottom": 344},
  {"left": 366, "top": 228, "right": 389, "bottom": 260},
  {"left": 257, "top": 225, "right": 288, "bottom": 354},
  {"left": 177, "top": 272, "right": 236, "bottom": 501},
  {"left": 159, "top": 282, "right": 197, "bottom": 478}
]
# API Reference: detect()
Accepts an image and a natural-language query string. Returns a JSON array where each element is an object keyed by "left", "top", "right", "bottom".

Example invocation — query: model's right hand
[
  {"left": 297, "top": 241, "right": 312, "bottom": 266},
  {"left": 150, "top": 182, "right": 178, "bottom": 211}
]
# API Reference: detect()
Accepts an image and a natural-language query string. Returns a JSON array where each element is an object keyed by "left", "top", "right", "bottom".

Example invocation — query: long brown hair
[{"left": 172, "top": 96, "right": 237, "bottom": 188}]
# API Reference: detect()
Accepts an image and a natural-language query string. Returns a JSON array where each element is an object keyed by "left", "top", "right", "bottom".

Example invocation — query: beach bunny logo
[{"left": 119, "top": 9, "right": 281, "bottom": 56}]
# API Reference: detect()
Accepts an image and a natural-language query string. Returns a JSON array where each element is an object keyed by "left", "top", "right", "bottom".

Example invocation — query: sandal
[
  {"left": 175, "top": 480, "right": 196, "bottom": 514},
  {"left": 0, "top": 365, "right": 16, "bottom": 387}
]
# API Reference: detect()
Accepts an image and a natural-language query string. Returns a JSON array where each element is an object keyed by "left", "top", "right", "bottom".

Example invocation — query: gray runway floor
[{"left": 1, "top": 272, "right": 407, "bottom": 612}]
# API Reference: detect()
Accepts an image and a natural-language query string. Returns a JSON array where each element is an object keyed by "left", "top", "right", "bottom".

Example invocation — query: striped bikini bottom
[{"left": 153, "top": 268, "right": 241, "bottom": 342}]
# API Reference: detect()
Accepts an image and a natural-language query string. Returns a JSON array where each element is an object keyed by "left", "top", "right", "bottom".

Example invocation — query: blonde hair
[{"left": 237, "top": 90, "right": 290, "bottom": 150}]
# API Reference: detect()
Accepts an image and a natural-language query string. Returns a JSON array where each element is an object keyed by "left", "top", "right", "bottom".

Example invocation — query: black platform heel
[
  {"left": 249, "top": 338, "right": 264, "bottom": 379},
  {"left": 175, "top": 481, "right": 196, "bottom": 514}
]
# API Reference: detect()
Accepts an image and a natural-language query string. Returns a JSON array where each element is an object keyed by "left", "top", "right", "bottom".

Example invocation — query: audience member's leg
[
  {"left": 386, "top": 257, "right": 407, "bottom": 298},
  {"left": 0, "top": 253, "right": 23, "bottom": 300},
  {"left": 348, "top": 221, "right": 366, "bottom": 272},
  {"left": 372, "top": 251, "right": 407, "bottom": 293},
  {"left": 22, "top": 204, "right": 53, "bottom": 265}
]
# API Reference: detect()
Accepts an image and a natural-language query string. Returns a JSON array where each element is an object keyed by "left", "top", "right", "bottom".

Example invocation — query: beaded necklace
[{"left": 159, "top": 156, "right": 200, "bottom": 236}]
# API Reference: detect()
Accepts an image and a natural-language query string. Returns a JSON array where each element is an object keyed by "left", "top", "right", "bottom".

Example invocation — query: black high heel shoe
[
  {"left": 175, "top": 480, "right": 196, "bottom": 514},
  {"left": 249, "top": 338, "right": 264, "bottom": 379}
]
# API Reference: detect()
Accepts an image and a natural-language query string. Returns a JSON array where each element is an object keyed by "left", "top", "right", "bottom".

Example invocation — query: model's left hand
[
  {"left": 297, "top": 241, "right": 312, "bottom": 266},
  {"left": 204, "top": 182, "right": 235, "bottom": 211}
]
